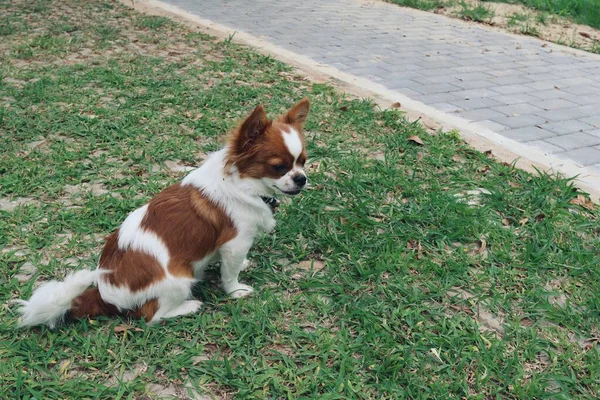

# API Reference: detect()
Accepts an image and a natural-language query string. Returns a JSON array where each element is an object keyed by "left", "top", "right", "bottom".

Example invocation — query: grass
[
  {"left": 507, "top": 12, "right": 529, "bottom": 26},
  {"left": 491, "top": 0, "right": 600, "bottom": 30},
  {"left": 1, "top": 0, "right": 600, "bottom": 398},
  {"left": 386, "top": 0, "right": 447, "bottom": 11},
  {"left": 458, "top": 1, "right": 495, "bottom": 23}
]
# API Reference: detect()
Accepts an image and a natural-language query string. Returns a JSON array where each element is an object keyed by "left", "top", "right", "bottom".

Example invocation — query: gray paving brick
[
  {"left": 530, "top": 89, "right": 568, "bottom": 101},
  {"left": 557, "top": 147, "right": 600, "bottom": 166},
  {"left": 476, "top": 119, "right": 510, "bottom": 132},
  {"left": 535, "top": 98, "right": 578, "bottom": 110},
  {"left": 575, "top": 104, "right": 600, "bottom": 116},
  {"left": 495, "top": 103, "right": 544, "bottom": 117},
  {"left": 491, "top": 114, "right": 548, "bottom": 129},
  {"left": 454, "top": 89, "right": 502, "bottom": 99},
  {"left": 489, "top": 93, "right": 538, "bottom": 105},
  {"left": 546, "top": 133, "right": 600, "bottom": 150},
  {"left": 431, "top": 102, "right": 461, "bottom": 113},
  {"left": 581, "top": 116, "right": 600, "bottom": 128},
  {"left": 586, "top": 129, "right": 600, "bottom": 138},
  {"left": 413, "top": 92, "right": 462, "bottom": 103},
  {"left": 415, "top": 83, "right": 461, "bottom": 94},
  {"left": 459, "top": 108, "right": 507, "bottom": 122},
  {"left": 562, "top": 84, "right": 600, "bottom": 96},
  {"left": 527, "top": 140, "right": 564, "bottom": 154},
  {"left": 501, "top": 126, "right": 555, "bottom": 142},
  {"left": 452, "top": 98, "right": 505, "bottom": 111},
  {"left": 525, "top": 81, "right": 561, "bottom": 91},
  {"left": 540, "top": 120, "right": 595, "bottom": 135},
  {"left": 489, "top": 76, "right": 532, "bottom": 85},
  {"left": 492, "top": 85, "right": 532, "bottom": 95},
  {"left": 535, "top": 108, "right": 589, "bottom": 122}
]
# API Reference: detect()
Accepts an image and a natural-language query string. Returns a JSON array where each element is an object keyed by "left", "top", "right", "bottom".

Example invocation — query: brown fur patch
[
  {"left": 70, "top": 287, "right": 120, "bottom": 319},
  {"left": 99, "top": 233, "right": 166, "bottom": 292},
  {"left": 141, "top": 184, "right": 236, "bottom": 278},
  {"left": 128, "top": 298, "right": 159, "bottom": 322}
]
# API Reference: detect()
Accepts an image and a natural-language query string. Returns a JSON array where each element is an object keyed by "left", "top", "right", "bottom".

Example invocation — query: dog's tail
[{"left": 15, "top": 269, "right": 117, "bottom": 328}]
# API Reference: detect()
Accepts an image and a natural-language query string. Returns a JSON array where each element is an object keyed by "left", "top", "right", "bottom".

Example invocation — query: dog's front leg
[{"left": 219, "top": 238, "right": 254, "bottom": 298}]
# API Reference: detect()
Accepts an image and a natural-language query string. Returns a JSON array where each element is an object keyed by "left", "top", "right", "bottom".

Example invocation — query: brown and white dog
[{"left": 16, "top": 99, "right": 310, "bottom": 328}]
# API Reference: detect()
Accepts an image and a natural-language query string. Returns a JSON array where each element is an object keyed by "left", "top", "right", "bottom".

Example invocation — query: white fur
[
  {"left": 282, "top": 128, "right": 302, "bottom": 161},
  {"left": 15, "top": 269, "right": 103, "bottom": 328},
  {"left": 117, "top": 205, "right": 171, "bottom": 271}
]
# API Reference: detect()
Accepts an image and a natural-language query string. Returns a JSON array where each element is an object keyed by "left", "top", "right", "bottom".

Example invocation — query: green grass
[
  {"left": 386, "top": 0, "right": 447, "bottom": 11},
  {"left": 507, "top": 12, "right": 529, "bottom": 26},
  {"left": 491, "top": 0, "right": 600, "bottom": 30},
  {"left": 519, "top": 23, "right": 541, "bottom": 36},
  {"left": 2, "top": 0, "right": 600, "bottom": 399},
  {"left": 458, "top": 1, "right": 495, "bottom": 23}
]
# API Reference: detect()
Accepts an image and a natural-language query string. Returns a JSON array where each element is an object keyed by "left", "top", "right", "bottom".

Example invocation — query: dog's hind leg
[{"left": 148, "top": 277, "right": 199, "bottom": 323}]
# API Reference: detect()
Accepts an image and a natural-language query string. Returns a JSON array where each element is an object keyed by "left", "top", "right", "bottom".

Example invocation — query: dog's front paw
[{"left": 226, "top": 283, "right": 254, "bottom": 299}]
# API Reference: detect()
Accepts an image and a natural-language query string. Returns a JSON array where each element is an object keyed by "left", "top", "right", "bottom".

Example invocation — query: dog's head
[{"left": 227, "top": 98, "right": 310, "bottom": 196}]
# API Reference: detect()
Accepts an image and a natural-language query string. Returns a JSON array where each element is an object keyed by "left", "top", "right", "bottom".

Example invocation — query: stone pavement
[{"left": 160, "top": 0, "right": 600, "bottom": 172}]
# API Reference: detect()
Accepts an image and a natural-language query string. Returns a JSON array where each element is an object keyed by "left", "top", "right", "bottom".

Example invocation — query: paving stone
[
  {"left": 491, "top": 114, "right": 548, "bottom": 129},
  {"left": 501, "top": 126, "right": 555, "bottom": 142},
  {"left": 458, "top": 108, "right": 508, "bottom": 122},
  {"left": 527, "top": 140, "right": 564, "bottom": 155},
  {"left": 540, "top": 120, "right": 595, "bottom": 135},
  {"left": 495, "top": 103, "right": 544, "bottom": 117},
  {"left": 581, "top": 115, "right": 600, "bottom": 129},
  {"left": 586, "top": 129, "right": 600, "bottom": 138},
  {"left": 546, "top": 133, "right": 600, "bottom": 151},
  {"left": 491, "top": 85, "right": 532, "bottom": 95},
  {"left": 476, "top": 120, "right": 510, "bottom": 132},
  {"left": 451, "top": 98, "right": 505, "bottom": 111},
  {"left": 535, "top": 98, "right": 579, "bottom": 111},
  {"left": 535, "top": 108, "right": 589, "bottom": 122},
  {"left": 489, "top": 93, "right": 538, "bottom": 105},
  {"left": 558, "top": 147, "right": 600, "bottom": 166}
]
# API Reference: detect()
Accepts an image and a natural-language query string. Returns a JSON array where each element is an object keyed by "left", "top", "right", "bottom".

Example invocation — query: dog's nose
[{"left": 292, "top": 174, "right": 307, "bottom": 186}]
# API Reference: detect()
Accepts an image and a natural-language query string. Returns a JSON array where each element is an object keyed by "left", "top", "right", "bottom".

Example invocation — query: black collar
[{"left": 261, "top": 196, "right": 280, "bottom": 213}]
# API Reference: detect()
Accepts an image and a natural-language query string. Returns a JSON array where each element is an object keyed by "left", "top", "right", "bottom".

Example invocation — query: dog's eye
[
  {"left": 272, "top": 164, "right": 288, "bottom": 174},
  {"left": 299, "top": 158, "right": 306, "bottom": 167}
]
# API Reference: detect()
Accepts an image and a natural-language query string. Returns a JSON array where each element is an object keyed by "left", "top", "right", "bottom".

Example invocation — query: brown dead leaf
[
  {"left": 407, "top": 136, "right": 424, "bottom": 146},
  {"left": 570, "top": 194, "right": 595, "bottom": 210},
  {"left": 579, "top": 32, "right": 592, "bottom": 39},
  {"left": 297, "top": 260, "right": 325, "bottom": 273},
  {"left": 484, "top": 150, "right": 493, "bottom": 157},
  {"left": 508, "top": 181, "right": 522, "bottom": 189},
  {"left": 339, "top": 105, "right": 349, "bottom": 111},
  {"left": 519, "top": 217, "right": 529, "bottom": 226},
  {"left": 477, "top": 239, "right": 487, "bottom": 254},
  {"left": 502, "top": 218, "right": 510, "bottom": 226},
  {"left": 114, "top": 324, "right": 143, "bottom": 333},
  {"left": 451, "top": 154, "right": 465, "bottom": 163},
  {"left": 206, "top": 78, "right": 215, "bottom": 87},
  {"left": 391, "top": 102, "right": 401, "bottom": 109}
]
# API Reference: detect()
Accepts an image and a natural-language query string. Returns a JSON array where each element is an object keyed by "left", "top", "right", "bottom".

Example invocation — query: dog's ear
[
  {"left": 235, "top": 105, "right": 270, "bottom": 152},
  {"left": 278, "top": 97, "right": 310, "bottom": 128}
]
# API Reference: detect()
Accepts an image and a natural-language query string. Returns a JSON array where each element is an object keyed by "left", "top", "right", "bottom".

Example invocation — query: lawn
[
  {"left": 491, "top": 0, "right": 600, "bottom": 30},
  {"left": 1, "top": 0, "right": 600, "bottom": 398},
  {"left": 387, "top": 0, "right": 600, "bottom": 30}
]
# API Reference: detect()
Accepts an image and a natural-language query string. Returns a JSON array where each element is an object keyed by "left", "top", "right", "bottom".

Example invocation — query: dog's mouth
[{"left": 280, "top": 189, "right": 302, "bottom": 196}]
